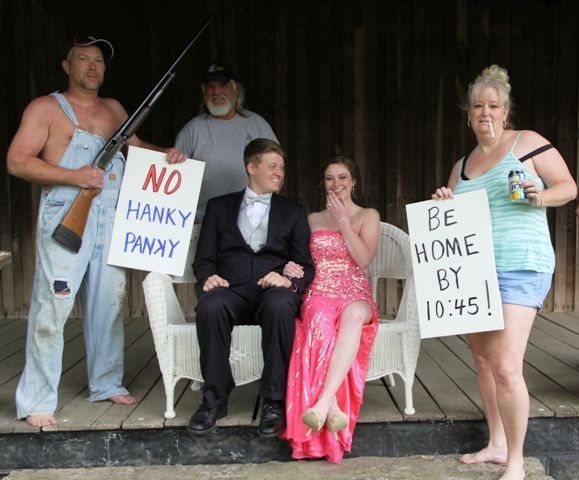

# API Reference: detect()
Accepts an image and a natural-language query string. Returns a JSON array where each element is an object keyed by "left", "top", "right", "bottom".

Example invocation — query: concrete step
[{"left": 4, "top": 455, "right": 552, "bottom": 479}]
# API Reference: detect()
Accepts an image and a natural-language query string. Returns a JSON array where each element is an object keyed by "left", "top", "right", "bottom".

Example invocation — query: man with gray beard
[{"left": 175, "top": 63, "right": 278, "bottom": 223}]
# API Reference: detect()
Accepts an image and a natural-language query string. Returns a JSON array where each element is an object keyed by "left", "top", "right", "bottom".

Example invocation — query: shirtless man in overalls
[{"left": 7, "top": 35, "right": 186, "bottom": 427}]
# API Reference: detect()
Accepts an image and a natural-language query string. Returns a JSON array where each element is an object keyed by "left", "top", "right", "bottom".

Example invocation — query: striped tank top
[{"left": 453, "top": 131, "right": 554, "bottom": 273}]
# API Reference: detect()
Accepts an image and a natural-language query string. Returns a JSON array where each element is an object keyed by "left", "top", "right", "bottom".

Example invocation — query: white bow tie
[{"left": 245, "top": 193, "right": 271, "bottom": 206}]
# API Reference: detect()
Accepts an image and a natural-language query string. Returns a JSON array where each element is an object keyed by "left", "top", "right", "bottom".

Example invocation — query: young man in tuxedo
[{"left": 190, "top": 138, "right": 314, "bottom": 436}]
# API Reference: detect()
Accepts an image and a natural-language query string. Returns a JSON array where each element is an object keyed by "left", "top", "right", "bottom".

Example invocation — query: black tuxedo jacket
[{"left": 194, "top": 190, "right": 315, "bottom": 298}]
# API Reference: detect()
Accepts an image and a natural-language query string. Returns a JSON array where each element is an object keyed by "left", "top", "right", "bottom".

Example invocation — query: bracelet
[
  {"left": 338, "top": 217, "right": 349, "bottom": 224},
  {"left": 537, "top": 191, "right": 544, "bottom": 208}
]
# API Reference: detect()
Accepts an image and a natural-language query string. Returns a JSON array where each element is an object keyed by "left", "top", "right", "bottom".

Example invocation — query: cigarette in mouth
[{"left": 488, "top": 120, "right": 495, "bottom": 138}]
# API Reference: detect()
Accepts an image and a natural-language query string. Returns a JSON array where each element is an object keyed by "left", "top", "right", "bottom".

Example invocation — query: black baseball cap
[
  {"left": 202, "top": 63, "right": 236, "bottom": 83},
  {"left": 64, "top": 35, "right": 114, "bottom": 61}
]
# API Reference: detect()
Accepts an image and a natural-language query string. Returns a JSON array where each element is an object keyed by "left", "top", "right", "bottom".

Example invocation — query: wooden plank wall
[{"left": 0, "top": 0, "right": 578, "bottom": 318}]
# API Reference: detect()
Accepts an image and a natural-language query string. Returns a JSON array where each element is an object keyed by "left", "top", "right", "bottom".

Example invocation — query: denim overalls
[{"left": 16, "top": 92, "right": 129, "bottom": 418}]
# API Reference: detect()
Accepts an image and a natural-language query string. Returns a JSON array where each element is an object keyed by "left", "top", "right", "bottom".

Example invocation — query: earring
[
  {"left": 467, "top": 118, "right": 471, "bottom": 127},
  {"left": 503, "top": 120, "right": 507, "bottom": 128}
]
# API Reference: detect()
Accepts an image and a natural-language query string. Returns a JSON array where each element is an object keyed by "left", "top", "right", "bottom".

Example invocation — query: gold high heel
[
  {"left": 326, "top": 411, "right": 348, "bottom": 433},
  {"left": 302, "top": 408, "right": 324, "bottom": 435}
]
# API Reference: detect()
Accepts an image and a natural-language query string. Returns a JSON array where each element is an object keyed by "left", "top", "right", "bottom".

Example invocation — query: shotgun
[{"left": 52, "top": 17, "right": 212, "bottom": 253}]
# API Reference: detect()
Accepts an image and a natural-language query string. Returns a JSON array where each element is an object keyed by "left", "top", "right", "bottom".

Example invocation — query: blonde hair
[
  {"left": 244, "top": 138, "right": 286, "bottom": 167},
  {"left": 467, "top": 65, "right": 514, "bottom": 127}
]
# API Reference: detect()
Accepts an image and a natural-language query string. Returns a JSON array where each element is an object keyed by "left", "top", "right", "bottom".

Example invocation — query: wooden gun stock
[{"left": 51, "top": 188, "right": 101, "bottom": 253}]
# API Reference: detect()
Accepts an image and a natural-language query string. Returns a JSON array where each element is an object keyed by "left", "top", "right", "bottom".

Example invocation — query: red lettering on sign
[{"left": 142, "top": 165, "right": 182, "bottom": 194}]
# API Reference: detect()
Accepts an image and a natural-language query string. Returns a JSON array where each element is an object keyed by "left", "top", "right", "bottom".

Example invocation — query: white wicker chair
[
  {"left": 144, "top": 222, "right": 420, "bottom": 418},
  {"left": 365, "top": 222, "right": 420, "bottom": 415},
  {"left": 142, "top": 224, "right": 264, "bottom": 419}
]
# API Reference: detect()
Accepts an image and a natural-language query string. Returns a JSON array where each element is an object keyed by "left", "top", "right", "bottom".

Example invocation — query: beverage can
[{"left": 509, "top": 170, "right": 526, "bottom": 201}]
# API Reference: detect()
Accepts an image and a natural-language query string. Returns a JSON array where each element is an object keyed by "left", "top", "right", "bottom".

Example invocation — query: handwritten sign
[
  {"left": 405, "top": 189, "right": 503, "bottom": 338},
  {"left": 107, "top": 146, "right": 205, "bottom": 276}
]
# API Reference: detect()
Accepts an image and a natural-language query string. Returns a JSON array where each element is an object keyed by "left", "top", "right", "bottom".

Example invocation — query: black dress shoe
[
  {"left": 258, "top": 399, "right": 285, "bottom": 437},
  {"left": 187, "top": 403, "right": 228, "bottom": 435}
]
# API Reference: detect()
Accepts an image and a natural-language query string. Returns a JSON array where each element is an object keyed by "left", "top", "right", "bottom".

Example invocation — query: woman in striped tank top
[{"left": 432, "top": 65, "right": 576, "bottom": 480}]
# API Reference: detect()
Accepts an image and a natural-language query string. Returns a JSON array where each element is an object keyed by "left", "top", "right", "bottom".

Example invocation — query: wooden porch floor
[{"left": 1, "top": 311, "right": 579, "bottom": 435}]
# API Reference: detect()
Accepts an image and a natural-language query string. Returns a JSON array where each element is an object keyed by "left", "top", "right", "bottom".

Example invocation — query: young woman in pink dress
[{"left": 282, "top": 156, "right": 381, "bottom": 463}]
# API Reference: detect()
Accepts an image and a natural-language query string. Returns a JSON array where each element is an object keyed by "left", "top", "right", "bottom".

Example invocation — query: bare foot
[
  {"left": 499, "top": 463, "right": 525, "bottom": 480},
  {"left": 109, "top": 394, "right": 137, "bottom": 405},
  {"left": 459, "top": 446, "right": 507, "bottom": 465},
  {"left": 26, "top": 413, "right": 57, "bottom": 427}
]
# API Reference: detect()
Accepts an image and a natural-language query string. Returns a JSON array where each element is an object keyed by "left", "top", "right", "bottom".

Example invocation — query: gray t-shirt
[{"left": 175, "top": 110, "right": 278, "bottom": 222}]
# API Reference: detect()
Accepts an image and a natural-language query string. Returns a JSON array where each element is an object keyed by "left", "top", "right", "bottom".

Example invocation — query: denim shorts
[{"left": 497, "top": 271, "right": 553, "bottom": 309}]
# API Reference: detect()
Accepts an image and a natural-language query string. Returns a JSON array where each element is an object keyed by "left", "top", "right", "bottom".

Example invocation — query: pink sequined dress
[{"left": 283, "top": 229, "right": 378, "bottom": 464}]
